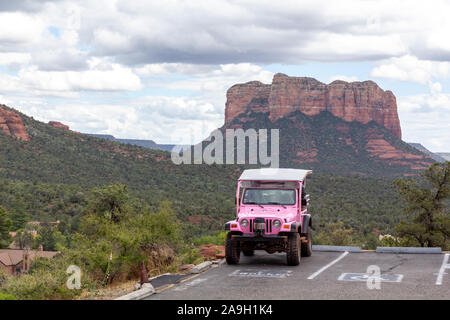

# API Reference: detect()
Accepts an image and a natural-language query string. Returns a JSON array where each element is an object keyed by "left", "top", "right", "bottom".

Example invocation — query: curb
[
  {"left": 115, "top": 260, "right": 217, "bottom": 300},
  {"left": 376, "top": 246, "right": 442, "bottom": 254},
  {"left": 312, "top": 245, "right": 361, "bottom": 252},
  {"left": 190, "top": 261, "right": 213, "bottom": 274},
  {"left": 114, "top": 283, "right": 155, "bottom": 300}
]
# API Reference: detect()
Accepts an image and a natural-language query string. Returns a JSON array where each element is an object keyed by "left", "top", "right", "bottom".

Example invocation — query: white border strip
[
  {"left": 307, "top": 251, "right": 349, "bottom": 280},
  {"left": 436, "top": 253, "right": 450, "bottom": 285},
  {"left": 376, "top": 247, "right": 442, "bottom": 254},
  {"left": 313, "top": 245, "right": 361, "bottom": 252}
]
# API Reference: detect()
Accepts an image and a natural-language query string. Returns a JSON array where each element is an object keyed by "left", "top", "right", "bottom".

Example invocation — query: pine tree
[
  {"left": 9, "top": 206, "right": 28, "bottom": 231},
  {"left": 0, "top": 206, "right": 12, "bottom": 248}
]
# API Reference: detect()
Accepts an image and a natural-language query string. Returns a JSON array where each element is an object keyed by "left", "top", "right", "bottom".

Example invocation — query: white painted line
[
  {"left": 307, "top": 251, "right": 349, "bottom": 280},
  {"left": 436, "top": 253, "right": 450, "bottom": 285}
]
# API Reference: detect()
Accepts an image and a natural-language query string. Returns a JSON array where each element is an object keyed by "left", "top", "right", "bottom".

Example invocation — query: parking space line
[
  {"left": 307, "top": 251, "right": 349, "bottom": 280},
  {"left": 436, "top": 253, "right": 450, "bottom": 285}
]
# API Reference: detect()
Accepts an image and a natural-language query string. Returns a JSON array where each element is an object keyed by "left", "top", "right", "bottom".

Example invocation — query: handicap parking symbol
[
  {"left": 338, "top": 273, "right": 403, "bottom": 283},
  {"left": 230, "top": 269, "right": 292, "bottom": 278}
]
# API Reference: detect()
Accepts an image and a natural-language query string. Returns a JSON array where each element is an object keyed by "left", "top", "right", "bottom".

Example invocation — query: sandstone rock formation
[
  {"left": 225, "top": 73, "right": 402, "bottom": 139},
  {"left": 48, "top": 121, "right": 69, "bottom": 131},
  {"left": 0, "top": 105, "right": 29, "bottom": 141},
  {"left": 197, "top": 244, "right": 225, "bottom": 260}
]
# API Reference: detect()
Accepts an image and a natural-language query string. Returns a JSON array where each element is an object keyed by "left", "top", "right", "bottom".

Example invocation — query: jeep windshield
[{"left": 242, "top": 188, "right": 296, "bottom": 206}]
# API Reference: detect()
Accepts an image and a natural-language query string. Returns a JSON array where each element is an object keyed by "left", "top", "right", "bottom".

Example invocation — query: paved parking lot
[{"left": 146, "top": 251, "right": 450, "bottom": 300}]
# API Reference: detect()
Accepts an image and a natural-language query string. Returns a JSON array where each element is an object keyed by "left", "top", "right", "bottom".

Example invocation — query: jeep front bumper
[{"left": 231, "top": 234, "right": 288, "bottom": 242}]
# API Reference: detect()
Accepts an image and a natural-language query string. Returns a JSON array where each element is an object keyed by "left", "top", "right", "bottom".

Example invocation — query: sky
[{"left": 0, "top": 0, "right": 449, "bottom": 152}]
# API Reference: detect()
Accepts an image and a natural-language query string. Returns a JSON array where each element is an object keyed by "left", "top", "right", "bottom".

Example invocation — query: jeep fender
[
  {"left": 301, "top": 214, "right": 312, "bottom": 234},
  {"left": 224, "top": 220, "right": 243, "bottom": 233}
]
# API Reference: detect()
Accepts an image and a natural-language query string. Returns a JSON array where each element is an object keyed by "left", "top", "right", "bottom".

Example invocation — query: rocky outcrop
[
  {"left": 0, "top": 105, "right": 29, "bottom": 141},
  {"left": 197, "top": 244, "right": 225, "bottom": 260},
  {"left": 225, "top": 73, "right": 402, "bottom": 139},
  {"left": 48, "top": 121, "right": 69, "bottom": 131}
]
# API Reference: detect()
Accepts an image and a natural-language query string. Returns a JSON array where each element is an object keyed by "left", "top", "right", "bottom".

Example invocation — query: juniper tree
[{"left": 394, "top": 162, "right": 450, "bottom": 249}]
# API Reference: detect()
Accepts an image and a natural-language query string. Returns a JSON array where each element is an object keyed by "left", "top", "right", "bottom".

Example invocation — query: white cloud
[
  {"left": 135, "top": 63, "right": 216, "bottom": 76},
  {"left": 0, "top": 12, "right": 45, "bottom": 47},
  {"left": 370, "top": 55, "right": 450, "bottom": 84},
  {"left": 328, "top": 75, "right": 359, "bottom": 83},
  {"left": 18, "top": 59, "right": 142, "bottom": 93},
  {"left": 0, "top": 52, "right": 31, "bottom": 65},
  {"left": 13, "top": 99, "right": 222, "bottom": 144},
  {"left": 398, "top": 83, "right": 450, "bottom": 152},
  {"left": 1, "top": 0, "right": 450, "bottom": 149}
]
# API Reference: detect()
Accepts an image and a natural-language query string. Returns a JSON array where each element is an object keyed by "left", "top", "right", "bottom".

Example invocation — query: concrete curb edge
[
  {"left": 312, "top": 245, "right": 361, "bottom": 252},
  {"left": 376, "top": 246, "right": 442, "bottom": 254}
]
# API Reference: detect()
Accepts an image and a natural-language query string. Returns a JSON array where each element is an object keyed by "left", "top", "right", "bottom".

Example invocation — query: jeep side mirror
[{"left": 302, "top": 194, "right": 310, "bottom": 206}]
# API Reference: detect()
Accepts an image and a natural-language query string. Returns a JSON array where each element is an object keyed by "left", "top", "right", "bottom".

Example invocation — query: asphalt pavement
[{"left": 145, "top": 250, "right": 450, "bottom": 300}]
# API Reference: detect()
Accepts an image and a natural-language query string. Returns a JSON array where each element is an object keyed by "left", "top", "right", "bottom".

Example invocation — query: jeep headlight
[
  {"left": 240, "top": 219, "right": 249, "bottom": 227},
  {"left": 273, "top": 220, "right": 281, "bottom": 228}
]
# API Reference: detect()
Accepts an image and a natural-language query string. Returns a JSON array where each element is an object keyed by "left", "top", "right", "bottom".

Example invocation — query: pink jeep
[{"left": 224, "top": 168, "right": 312, "bottom": 266}]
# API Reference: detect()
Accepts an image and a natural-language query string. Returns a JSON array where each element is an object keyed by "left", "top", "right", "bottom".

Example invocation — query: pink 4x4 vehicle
[{"left": 224, "top": 168, "right": 312, "bottom": 266}]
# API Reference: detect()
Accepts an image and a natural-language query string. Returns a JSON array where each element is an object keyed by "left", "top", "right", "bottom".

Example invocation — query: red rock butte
[
  {"left": 225, "top": 73, "right": 402, "bottom": 139},
  {"left": 48, "top": 121, "right": 70, "bottom": 131},
  {"left": 0, "top": 105, "right": 29, "bottom": 141}
]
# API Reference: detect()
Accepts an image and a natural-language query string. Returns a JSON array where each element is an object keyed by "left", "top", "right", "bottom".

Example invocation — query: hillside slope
[
  {"left": 0, "top": 104, "right": 408, "bottom": 235},
  {"left": 220, "top": 110, "right": 433, "bottom": 177}
]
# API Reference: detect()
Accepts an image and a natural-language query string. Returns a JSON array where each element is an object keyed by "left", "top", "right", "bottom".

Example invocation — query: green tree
[
  {"left": 393, "top": 162, "right": 450, "bottom": 249},
  {"left": 9, "top": 206, "right": 28, "bottom": 231},
  {"left": 13, "top": 229, "right": 34, "bottom": 249},
  {"left": 0, "top": 206, "right": 12, "bottom": 248},
  {"left": 89, "top": 183, "right": 130, "bottom": 223},
  {"left": 35, "top": 225, "right": 65, "bottom": 251}
]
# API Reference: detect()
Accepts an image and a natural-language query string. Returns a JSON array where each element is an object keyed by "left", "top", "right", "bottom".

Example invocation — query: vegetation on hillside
[
  {"left": 0, "top": 184, "right": 201, "bottom": 300},
  {"left": 224, "top": 110, "right": 431, "bottom": 177},
  {"left": 0, "top": 105, "right": 447, "bottom": 299},
  {"left": 391, "top": 162, "right": 449, "bottom": 249}
]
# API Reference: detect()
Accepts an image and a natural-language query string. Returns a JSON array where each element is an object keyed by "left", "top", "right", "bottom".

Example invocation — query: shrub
[
  {"left": 193, "top": 231, "right": 227, "bottom": 246},
  {"left": 0, "top": 292, "right": 16, "bottom": 300}
]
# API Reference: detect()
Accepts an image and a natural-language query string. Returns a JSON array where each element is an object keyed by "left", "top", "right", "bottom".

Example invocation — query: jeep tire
[
  {"left": 225, "top": 232, "right": 240, "bottom": 264},
  {"left": 286, "top": 232, "right": 301, "bottom": 266},
  {"left": 242, "top": 250, "right": 254, "bottom": 256},
  {"left": 301, "top": 228, "right": 312, "bottom": 257}
]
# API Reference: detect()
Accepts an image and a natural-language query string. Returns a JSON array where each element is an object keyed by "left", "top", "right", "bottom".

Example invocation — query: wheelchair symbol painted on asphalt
[
  {"left": 229, "top": 269, "right": 292, "bottom": 278},
  {"left": 338, "top": 273, "right": 403, "bottom": 282}
]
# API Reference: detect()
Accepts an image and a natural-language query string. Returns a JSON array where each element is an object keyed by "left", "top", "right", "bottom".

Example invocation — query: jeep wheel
[
  {"left": 242, "top": 250, "right": 254, "bottom": 256},
  {"left": 225, "top": 232, "right": 240, "bottom": 264},
  {"left": 286, "top": 232, "right": 301, "bottom": 266},
  {"left": 301, "top": 228, "right": 312, "bottom": 257}
]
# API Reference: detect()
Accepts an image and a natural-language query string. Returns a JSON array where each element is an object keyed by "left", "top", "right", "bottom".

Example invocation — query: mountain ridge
[
  {"left": 225, "top": 73, "right": 402, "bottom": 138},
  {"left": 218, "top": 109, "right": 433, "bottom": 176}
]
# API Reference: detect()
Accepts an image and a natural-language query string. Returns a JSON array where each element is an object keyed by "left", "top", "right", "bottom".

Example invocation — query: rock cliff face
[
  {"left": 0, "top": 105, "right": 29, "bottom": 141},
  {"left": 48, "top": 121, "right": 70, "bottom": 131},
  {"left": 221, "top": 110, "right": 433, "bottom": 176},
  {"left": 225, "top": 73, "right": 402, "bottom": 139}
]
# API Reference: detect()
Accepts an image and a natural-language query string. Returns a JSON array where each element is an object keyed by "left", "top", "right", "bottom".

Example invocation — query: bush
[
  {"left": 180, "top": 247, "right": 204, "bottom": 265},
  {"left": 0, "top": 254, "right": 92, "bottom": 300},
  {"left": 0, "top": 271, "right": 75, "bottom": 300},
  {"left": 313, "top": 222, "right": 358, "bottom": 246},
  {"left": 193, "top": 231, "right": 227, "bottom": 246},
  {"left": 0, "top": 292, "right": 16, "bottom": 300}
]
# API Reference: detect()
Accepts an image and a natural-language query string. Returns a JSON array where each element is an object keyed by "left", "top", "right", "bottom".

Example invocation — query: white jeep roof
[{"left": 239, "top": 168, "right": 312, "bottom": 182}]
